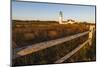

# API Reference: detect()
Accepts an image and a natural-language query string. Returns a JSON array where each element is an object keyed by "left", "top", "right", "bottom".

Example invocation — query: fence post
[{"left": 88, "top": 25, "right": 94, "bottom": 46}]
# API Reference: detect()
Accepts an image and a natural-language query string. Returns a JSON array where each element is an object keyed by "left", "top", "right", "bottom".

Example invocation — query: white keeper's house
[{"left": 59, "top": 11, "right": 76, "bottom": 24}]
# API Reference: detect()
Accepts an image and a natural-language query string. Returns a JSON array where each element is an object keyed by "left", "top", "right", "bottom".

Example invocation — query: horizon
[{"left": 12, "top": 1, "right": 96, "bottom": 23}]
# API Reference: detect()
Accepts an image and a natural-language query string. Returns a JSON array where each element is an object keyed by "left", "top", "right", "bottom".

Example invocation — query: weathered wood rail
[
  {"left": 54, "top": 39, "right": 90, "bottom": 63},
  {"left": 13, "top": 25, "right": 95, "bottom": 63},
  {"left": 13, "top": 31, "right": 89, "bottom": 58},
  {"left": 54, "top": 25, "right": 95, "bottom": 63}
]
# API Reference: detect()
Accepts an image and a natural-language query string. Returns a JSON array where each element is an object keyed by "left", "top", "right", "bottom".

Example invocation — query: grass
[{"left": 12, "top": 20, "right": 96, "bottom": 66}]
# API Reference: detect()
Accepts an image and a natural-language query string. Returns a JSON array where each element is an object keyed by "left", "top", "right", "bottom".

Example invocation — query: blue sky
[{"left": 12, "top": 1, "right": 95, "bottom": 23}]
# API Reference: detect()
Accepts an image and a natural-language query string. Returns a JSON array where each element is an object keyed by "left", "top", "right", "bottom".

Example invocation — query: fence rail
[
  {"left": 13, "top": 25, "right": 95, "bottom": 62},
  {"left": 14, "top": 31, "right": 89, "bottom": 59},
  {"left": 54, "top": 39, "right": 90, "bottom": 63},
  {"left": 54, "top": 25, "right": 95, "bottom": 63}
]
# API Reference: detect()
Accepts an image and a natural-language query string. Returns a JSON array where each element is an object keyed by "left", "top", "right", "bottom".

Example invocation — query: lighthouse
[{"left": 59, "top": 11, "right": 63, "bottom": 24}]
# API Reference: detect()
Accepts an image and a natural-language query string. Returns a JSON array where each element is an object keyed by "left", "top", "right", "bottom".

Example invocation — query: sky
[{"left": 12, "top": 1, "right": 96, "bottom": 23}]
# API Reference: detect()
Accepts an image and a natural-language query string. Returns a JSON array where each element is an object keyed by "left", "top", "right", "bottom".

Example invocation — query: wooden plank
[
  {"left": 54, "top": 39, "right": 90, "bottom": 63},
  {"left": 14, "top": 31, "right": 89, "bottom": 59}
]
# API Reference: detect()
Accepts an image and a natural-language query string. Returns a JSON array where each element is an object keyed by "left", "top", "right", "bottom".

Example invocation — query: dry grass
[{"left": 12, "top": 20, "right": 96, "bottom": 66}]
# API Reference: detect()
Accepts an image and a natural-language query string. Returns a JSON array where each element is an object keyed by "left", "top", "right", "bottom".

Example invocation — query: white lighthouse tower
[{"left": 59, "top": 11, "right": 63, "bottom": 24}]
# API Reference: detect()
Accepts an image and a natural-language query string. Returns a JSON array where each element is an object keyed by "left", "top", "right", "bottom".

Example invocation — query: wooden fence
[{"left": 13, "top": 25, "right": 95, "bottom": 63}]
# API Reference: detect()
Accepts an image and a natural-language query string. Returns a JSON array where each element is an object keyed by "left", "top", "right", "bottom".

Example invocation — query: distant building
[
  {"left": 66, "top": 19, "right": 76, "bottom": 24},
  {"left": 58, "top": 11, "right": 76, "bottom": 24}
]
